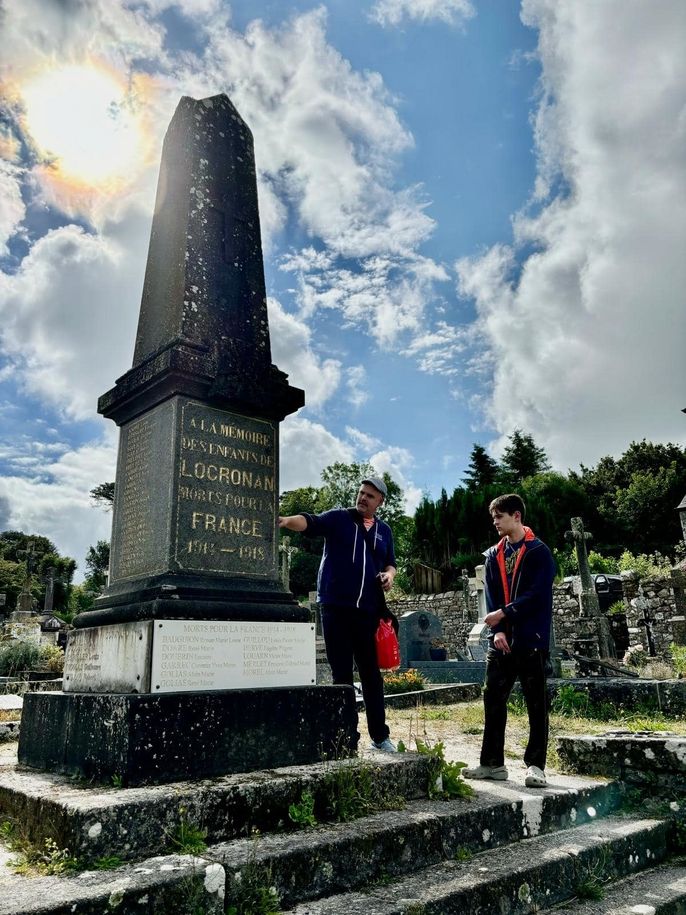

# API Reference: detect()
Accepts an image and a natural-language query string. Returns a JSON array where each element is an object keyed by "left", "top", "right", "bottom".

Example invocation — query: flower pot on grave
[{"left": 429, "top": 648, "right": 447, "bottom": 661}]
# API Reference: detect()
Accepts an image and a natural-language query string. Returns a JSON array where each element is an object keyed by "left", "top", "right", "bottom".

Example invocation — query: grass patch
[
  {"left": 0, "top": 819, "right": 79, "bottom": 876},
  {"left": 226, "top": 857, "right": 280, "bottom": 915},
  {"left": 164, "top": 808, "right": 207, "bottom": 855}
]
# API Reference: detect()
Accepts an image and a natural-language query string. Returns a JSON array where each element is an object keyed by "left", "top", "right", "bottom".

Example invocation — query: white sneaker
[
  {"left": 370, "top": 737, "right": 397, "bottom": 753},
  {"left": 525, "top": 765, "right": 547, "bottom": 787}
]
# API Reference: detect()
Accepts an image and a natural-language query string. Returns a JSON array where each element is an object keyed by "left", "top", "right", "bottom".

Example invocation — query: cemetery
[{"left": 0, "top": 91, "right": 685, "bottom": 915}]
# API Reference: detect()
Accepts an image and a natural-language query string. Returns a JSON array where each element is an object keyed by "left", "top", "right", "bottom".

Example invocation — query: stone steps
[
  {"left": 0, "top": 851, "right": 225, "bottom": 915},
  {"left": 550, "top": 862, "right": 686, "bottom": 914},
  {"left": 0, "top": 753, "right": 436, "bottom": 864},
  {"left": 1, "top": 748, "right": 683, "bottom": 914},
  {"left": 206, "top": 778, "right": 623, "bottom": 910},
  {"left": 282, "top": 815, "right": 673, "bottom": 914}
]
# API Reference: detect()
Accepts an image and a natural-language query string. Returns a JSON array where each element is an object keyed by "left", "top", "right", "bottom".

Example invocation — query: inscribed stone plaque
[
  {"left": 174, "top": 401, "right": 277, "bottom": 576},
  {"left": 150, "top": 619, "right": 315, "bottom": 692},
  {"left": 109, "top": 401, "right": 175, "bottom": 582},
  {"left": 63, "top": 621, "right": 153, "bottom": 693}
]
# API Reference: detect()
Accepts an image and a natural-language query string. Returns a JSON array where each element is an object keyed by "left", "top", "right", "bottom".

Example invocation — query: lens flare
[{"left": 21, "top": 63, "right": 146, "bottom": 189}]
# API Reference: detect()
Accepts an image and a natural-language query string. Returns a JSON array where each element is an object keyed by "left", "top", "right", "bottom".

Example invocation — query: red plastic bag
[{"left": 376, "top": 618, "right": 401, "bottom": 671}]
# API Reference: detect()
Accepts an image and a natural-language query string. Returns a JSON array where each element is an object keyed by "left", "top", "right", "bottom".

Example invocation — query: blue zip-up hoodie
[
  {"left": 484, "top": 533, "right": 555, "bottom": 651},
  {"left": 302, "top": 508, "right": 396, "bottom": 613}
]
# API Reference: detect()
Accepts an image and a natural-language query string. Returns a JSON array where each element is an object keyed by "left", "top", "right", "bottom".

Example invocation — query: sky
[{"left": 0, "top": 0, "right": 684, "bottom": 580}]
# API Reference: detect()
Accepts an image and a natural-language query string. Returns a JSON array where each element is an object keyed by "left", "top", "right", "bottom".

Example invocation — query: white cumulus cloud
[
  {"left": 456, "top": 0, "right": 686, "bottom": 468},
  {"left": 370, "top": 0, "right": 475, "bottom": 28}
]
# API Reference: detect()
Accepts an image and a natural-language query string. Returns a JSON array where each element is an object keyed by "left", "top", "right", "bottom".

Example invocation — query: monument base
[{"left": 18, "top": 686, "right": 357, "bottom": 786}]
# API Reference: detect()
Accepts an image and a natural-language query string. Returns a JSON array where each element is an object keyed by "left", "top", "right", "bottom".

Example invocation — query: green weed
[
  {"left": 165, "top": 807, "right": 207, "bottom": 855},
  {"left": 92, "top": 854, "right": 124, "bottom": 870},
  {"left": 288, "top": 790, "right": 317, "bottom": 829},
  {"left": 110, "top": 773, "right": 123, "bottom": 789},
  {"left": 225, "top": 858, "right": 280, "bottom": 915},
  {"left": 574, "top": 876, "right": 605, "bottom": 900},
  {"left": 321, "top": 761, "right": 405, "bottom": 822},
  {"left": 414, "top": 739, "right": 473, "bottom": 800}
]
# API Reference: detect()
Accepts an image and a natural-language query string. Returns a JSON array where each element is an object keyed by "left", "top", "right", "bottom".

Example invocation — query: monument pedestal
[{"left": 18, "top": 686, "right": 356, "bottom": 786}]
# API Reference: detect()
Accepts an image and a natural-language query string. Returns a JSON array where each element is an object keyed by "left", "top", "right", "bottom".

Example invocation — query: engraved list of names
[
  {"left": 150, "top": 620, "right": 315, "bottom": 691},
  {"left": 110, "top": 402, "right": 173, "bottom": 582},
  {"left": 175, "top": 401, "right": 277, "bottom": 576}
]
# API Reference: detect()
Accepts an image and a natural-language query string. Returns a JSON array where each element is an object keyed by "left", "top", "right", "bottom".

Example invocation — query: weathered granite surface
[
  {"left": 556, "top": 731, "right": 686, "bottom": 790},
  {"left": 0, "top": 753, "right": 438, "bottom": 864},
  {"left": 18, "top": 686, "right": 357, "bottom": 786}
]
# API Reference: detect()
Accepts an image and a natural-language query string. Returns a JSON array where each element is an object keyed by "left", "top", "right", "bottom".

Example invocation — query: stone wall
[
  {"left": 388, "top": 589, "right": 478, "bottom": 660},
  {"left": 623, "top": 574, "right": 678, "bottom": 659},
  {"left": 552, "top": 574, "right": 681, "bottom": 662}
]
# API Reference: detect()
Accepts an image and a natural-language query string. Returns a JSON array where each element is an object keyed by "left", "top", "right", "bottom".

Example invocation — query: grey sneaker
[
  {"left": 463, "top": 764, "right": 508, "bottom": 781},
  {"left": 525, "top": 765, "right": 547, "bottom": 787},
  {"left": 370, "top": 737, "right": 397, "bottom": 753}
]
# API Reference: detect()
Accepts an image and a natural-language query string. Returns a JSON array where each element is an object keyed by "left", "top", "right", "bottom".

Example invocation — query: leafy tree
[
  {"left": 84, "top": 540, "right": 110, "bottom": 593},
  {"left": 90, "top": 482, "right": 115, "bottom": 509},
  {"left": 0, "top": 532, "right": 75, "bottom": 614},
  {"left": 317, "top": 462, "right": 405, "bottom": 525},
  {"left": 571, "top": 439, "right": 686, "bottom": 555},
  {"left": 463, "top": 444, "right": 499, "bottom": 491},
  {"left": 500, "top": 429, "right": 550, "bottom": 484}
]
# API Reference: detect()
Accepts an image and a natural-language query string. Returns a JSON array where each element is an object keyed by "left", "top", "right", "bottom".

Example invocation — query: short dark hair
[{"left": 489, "top": 493, "right": 526, "bottom": 519}]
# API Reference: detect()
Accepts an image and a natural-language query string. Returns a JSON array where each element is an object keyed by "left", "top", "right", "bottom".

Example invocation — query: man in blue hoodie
[
  {"left": 464, "top": 493, "right": 555, "bottom": 788},
  {"left": 279, "top": 477, "right": 398, "bottom": 752}
]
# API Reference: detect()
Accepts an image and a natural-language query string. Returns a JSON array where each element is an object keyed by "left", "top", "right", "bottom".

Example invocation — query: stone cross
[
  {"left": 279, "top": 536, "right": 299, "bottom": 592},
  {"left": 565, "top": 517, "right": 614, "bottom": 658},
  {"left": 15, "top": 541, "right": 43, "bottom": 614},
  {"left": 565, "top": 517, "right": 597, "bottom": 603},
  {"left": 43, "top": 567, "right": 55, "bottom": 615}
]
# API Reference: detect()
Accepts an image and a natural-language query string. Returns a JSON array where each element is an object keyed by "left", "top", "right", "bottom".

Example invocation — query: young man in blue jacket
[
  {"left": 464, "top": 493, "right": 555, "bottom": 788},
  {"left": 279, "top": 477, "right": 398, "bottom": 752}
]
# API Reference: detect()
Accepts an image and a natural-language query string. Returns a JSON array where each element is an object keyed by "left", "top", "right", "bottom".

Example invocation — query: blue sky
[{"left": 0, "top": 0, "right": 684, "bottom": 578}]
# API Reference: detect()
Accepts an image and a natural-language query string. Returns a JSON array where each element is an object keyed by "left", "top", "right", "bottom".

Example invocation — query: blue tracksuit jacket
[{"left": 302, "top": 508, "right": 396, "bottom": 613}]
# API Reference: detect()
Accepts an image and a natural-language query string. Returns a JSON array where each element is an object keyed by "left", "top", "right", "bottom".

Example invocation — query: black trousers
[
  {"left": 321, "top": 605, "right": 389, "bottom": 744},
  {"left": 480, "top": 647, "right": 549, "bottom": 770}
]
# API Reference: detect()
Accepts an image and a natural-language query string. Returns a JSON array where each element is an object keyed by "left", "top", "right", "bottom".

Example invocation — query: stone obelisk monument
[{"left": 18, "top": 95, "right": 356, "bottom": 784}]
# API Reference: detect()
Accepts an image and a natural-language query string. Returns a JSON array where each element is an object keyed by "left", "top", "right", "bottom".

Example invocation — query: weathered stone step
[
  {"left": 550, "top": 862, "right": 686, "bottom": 914},
  {"left": 0, "top": 851, "right": 225, "bottom": 915},
  {"left": 282, "top": 816, "right": 672, "bottom": 914},
  {"left": 207, "top": 776, "right": 622, "bottom": 910},
  {"left": 0, "top": 753, "right": 436, "bottom": 865}
]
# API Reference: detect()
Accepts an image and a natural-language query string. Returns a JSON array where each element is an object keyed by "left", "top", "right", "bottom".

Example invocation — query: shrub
[
  {"left": 39, "top": 644, "right": 64, "bottom": 674},
  {"left": 618, "top": 550, "right": 673, "bottom": 579},
  {"left": 0, "top": 642, "right": 41, "bottom": 676},
  {"left": 383, "top": 669, "right": 426, "bottom": 694},
  {"left": 670, "top": 644, "right": 686, "bottom": 678}
]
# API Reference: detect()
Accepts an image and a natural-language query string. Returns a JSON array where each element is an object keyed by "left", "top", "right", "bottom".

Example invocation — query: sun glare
[{"left": 21, "top": 64, "right": 146, "bottom": 188}]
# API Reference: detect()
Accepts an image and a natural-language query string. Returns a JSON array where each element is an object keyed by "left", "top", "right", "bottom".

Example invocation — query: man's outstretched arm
[{"left": 278, "top": 514, "right": 308, "bottom": 532}]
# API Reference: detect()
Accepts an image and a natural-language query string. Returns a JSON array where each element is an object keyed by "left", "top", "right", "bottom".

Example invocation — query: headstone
[
  {"left": 466, "top": 622, "right": 490, "bottom": 661},
  {"left": 473, "top": 565, "right": 487, "bottom": 620},
  {"left": 19, "top": 94, "right": 356, "bottom": 784},
  {"left": 565, "top": 517, "right": 614, "bottom": 658},
  {"left": 398, "top": 610, "right": 443, "bottom": 665}
]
